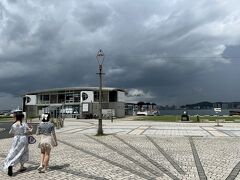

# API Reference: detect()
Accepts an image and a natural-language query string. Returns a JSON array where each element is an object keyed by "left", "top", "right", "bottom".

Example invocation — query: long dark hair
[{"left": 13, "top": 113, "right": 24, "bottom": 125}]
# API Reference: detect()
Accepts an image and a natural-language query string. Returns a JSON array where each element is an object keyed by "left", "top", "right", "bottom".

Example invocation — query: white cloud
[
  {"left": 127, "top": 89, "right": 145, "bottom": 97},
  {"left": 126, "top": 88, "right": 155, "bottom": 103}
]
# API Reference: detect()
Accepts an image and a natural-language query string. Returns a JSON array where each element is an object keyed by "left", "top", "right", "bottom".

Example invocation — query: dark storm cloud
[{"left": 0, "top": 0, "right": 240, "bottom": 108}]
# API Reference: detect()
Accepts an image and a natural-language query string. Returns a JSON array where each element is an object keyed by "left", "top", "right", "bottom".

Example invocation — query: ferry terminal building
[{"left": 23, "top": 87, "right": 126, "bottom": 119}]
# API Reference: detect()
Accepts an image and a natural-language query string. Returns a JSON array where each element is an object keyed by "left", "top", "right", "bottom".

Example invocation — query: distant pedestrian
[
  {"left": 3, "top": 113, "right": 33, "bottom": 176},
  {"left": 197, "top": 115, "right": 200, "bottom": 122},
  {"left": 36, "top": 113, "right": 58, "bottom": 173}
]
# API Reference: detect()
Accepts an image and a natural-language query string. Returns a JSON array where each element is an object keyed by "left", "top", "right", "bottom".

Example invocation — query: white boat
[{"left": 137, "top": 111, "right": 156, "bottom": 116}]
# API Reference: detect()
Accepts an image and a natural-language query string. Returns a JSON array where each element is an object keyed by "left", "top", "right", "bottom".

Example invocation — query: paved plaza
[{"left": 1, "top": 118, "right": 240, "bottom": 179}]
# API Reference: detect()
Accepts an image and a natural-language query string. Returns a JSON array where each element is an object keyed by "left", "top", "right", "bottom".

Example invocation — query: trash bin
[{"left": 181, "top": 111, "right": 189, "bottom": 121}]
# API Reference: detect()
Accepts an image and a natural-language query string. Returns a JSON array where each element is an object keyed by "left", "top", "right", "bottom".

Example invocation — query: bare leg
[
  {"left": 38, "top": 146, "right": 45, "bottom": 171},
  {"left": 43, "top": 147, "right": 51, "bottom": 170},
  {"left": 40, "top": 147, "right": 45, "bottom": 167}
]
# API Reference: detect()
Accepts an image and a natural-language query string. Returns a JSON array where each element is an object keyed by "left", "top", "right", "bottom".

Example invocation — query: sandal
[
  {"left": 39, "top": 168, "right": 47, "bottom": 173},
  {"left": 37, "top": 165, "right": 44, "bottom": 172}
]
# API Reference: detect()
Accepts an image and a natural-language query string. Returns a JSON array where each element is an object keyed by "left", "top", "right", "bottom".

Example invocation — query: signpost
[{"left": 214, "top": 108, "right": 221, "bottom": 113}]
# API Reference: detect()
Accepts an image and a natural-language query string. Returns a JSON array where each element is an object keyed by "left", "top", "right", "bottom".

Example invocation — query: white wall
[
  {"left": 117, "top": 91, "right": 125, "bottom": 102},
  {"left": 25, "top": 95, "right": 37, "bottom": 105},
  {"left": 81, "top": 91, "right": 94, "bottom": 103}
]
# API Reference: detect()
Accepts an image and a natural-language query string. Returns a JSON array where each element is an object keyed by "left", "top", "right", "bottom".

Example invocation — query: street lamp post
[{"left": 96, "top": 49, "right": 105, "bottom": 135}]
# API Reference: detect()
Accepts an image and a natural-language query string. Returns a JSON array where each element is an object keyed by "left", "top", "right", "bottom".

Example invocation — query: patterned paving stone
[{"left": 1, "top": 119, "right": 240, "bottom": 179}]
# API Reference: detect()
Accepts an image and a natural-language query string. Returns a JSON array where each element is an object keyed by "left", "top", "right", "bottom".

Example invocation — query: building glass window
[
  {"left": 41, "top": 94, "right": 50, "bottom": 104},
  {"left": 58, "top": 94, "right": 65, "bottom": 103},
  {"left": 73, "top": 93, "right": 80, "bottom": 102},
  {"left": 109, "top": 91, "right": 117, "bottom": 102},
  {"left": 72, "top": 106, "right": 79, "bottom": 114},
  {"left": 93, "top": 91, "right": 108, "bottom": 102},
  {"left": 50, "top": 94, "right": 58, "bottom": 103},
  {"left": 102, "top": 91, "right": 109, "bottom": 102},
  {"left": 66, "top": 93, "right": 73, "bottom": 103}
]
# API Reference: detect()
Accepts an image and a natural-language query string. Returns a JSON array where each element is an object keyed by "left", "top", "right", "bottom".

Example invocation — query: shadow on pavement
[{"left": 50, "top": 163, "right": 70, "bottom": 170}]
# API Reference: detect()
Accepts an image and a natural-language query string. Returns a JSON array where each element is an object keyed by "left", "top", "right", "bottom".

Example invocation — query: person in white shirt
[{"left": 3, "top": 113, "right": 33, "bottom": 176}]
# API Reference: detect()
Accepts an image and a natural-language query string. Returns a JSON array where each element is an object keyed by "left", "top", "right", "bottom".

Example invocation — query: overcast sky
[{"left": 1, "top": 0, "right": 240, "bottom": 109}]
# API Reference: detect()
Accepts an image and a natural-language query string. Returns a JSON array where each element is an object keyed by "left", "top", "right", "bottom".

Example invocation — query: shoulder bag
[{"left": 28, "top": 135, "right": 36, "bottom": 144}]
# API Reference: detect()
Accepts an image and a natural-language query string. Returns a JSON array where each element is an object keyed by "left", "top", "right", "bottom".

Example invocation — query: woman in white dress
[
  {"left": 3, "top": 113, "right": 33, "bottom": 176},
  {"left": 36, "top": 113, "right": 58, "bottom": 173}
]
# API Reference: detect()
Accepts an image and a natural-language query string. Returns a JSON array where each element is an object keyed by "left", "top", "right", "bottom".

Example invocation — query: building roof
[{"left": 25, "top": 86, "right": 126, "bottom": 95}]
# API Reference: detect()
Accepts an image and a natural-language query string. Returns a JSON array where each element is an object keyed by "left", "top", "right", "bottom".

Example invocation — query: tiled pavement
[{"left": 1, "top": 118, "right": 240, "bottom": 180}]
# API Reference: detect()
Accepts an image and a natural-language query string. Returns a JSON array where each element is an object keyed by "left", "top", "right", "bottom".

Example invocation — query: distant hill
[{"left": 180, "top": 101, "right": 240, "bottom": 109}]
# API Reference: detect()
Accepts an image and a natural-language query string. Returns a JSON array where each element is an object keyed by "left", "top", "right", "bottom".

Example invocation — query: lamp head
[{"left": 96, "top": 49, "right": 105, "bottom": 65}]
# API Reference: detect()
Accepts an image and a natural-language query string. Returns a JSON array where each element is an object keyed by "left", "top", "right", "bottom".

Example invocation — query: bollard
[{"left": 216, "top": 118, "right": 220, "bottom": 126}]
